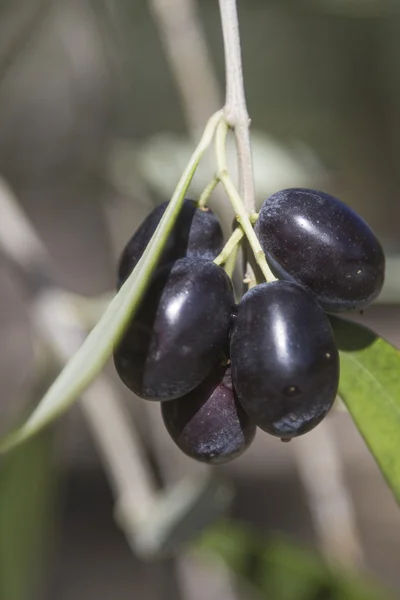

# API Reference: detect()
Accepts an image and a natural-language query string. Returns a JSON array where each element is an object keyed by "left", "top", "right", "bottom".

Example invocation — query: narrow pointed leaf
[
  {"left": 0, "top": 110, "right": 222, "bottom": 454},
  {"left": 330, "top": 315, "right": 400, "bottom": 505}
]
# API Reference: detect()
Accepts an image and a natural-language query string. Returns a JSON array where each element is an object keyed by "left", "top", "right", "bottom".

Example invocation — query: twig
[
  {"left": 218, "top": 0, "right": 255, "bottom": 213},
  {"left": 148, "top": 0, "right": 221, "bottom": 136},
  {"left": 215, "top": 120, "right": 276, "bottom": 283},
  {"left": 0, "top": 177, "right": 155, "bottom": 534},
  {"left": 197, "top": 176, "right": 219, "bottom": 210},
  {"left": 218, "top": 0, "right": 257, "bottom": 286},
  {"left": 32, "top": 289, "right": 156, "bottom": 517},
  {"left": 293, "top": 418, "right": 364, "bottom": 568},
  {"left": 213, "top": 227, "right": 244, "bottom": 267},
  {"left": 224, "top": 238, "right": 242, "bottom": 281}
]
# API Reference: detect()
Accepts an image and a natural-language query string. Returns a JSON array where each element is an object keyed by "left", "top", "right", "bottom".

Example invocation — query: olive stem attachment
[
  {"left": 213, "top": 226, "right": 244, "bottom": 267},
  {"left": 249, "top": 212, "right": 259, "bottom": 224},
  {"left": 224, "top": 237, "right": 241, "bottom": 279},
  {"left": 198, "top": 176, "right": 219, "bottom": 209},
  {"left": 215, "top": 120, "right": 276, "bottom": 283}
]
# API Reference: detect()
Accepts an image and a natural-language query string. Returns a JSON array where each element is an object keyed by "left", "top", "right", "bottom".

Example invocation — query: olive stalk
[
  {"left": 213, "top": 226, "right": 244, "bottom": 267},
  {"left": 224, "top": 239, "right": 242, "bottom": 280},
  {"left": 249, "top": 212, "right": 259, "bottom": 224},
  {"left": 218, "top": 0, "right": 259, "bottom": 285},
  {"left": 215, "top": 120, "right": 276, "bottom": 283},
  {"left": 197, "top": 176, "right": 219, "bottom": 209}
]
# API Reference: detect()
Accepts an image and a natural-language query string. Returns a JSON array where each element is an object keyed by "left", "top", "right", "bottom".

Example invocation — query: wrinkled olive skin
[
  {"left": 254, "top": 188, "right": 385, "bottom": 312},
  {"left": 114, "top": 258, "right": 235, "bottom": 401},
  {"left": 161, "top": 365, "right": 256, "bottom": 464},
  {"left": 230, "top": 281, "right": 339, "bottom": 438},
  {"left": 118, "top": 199, "right": 224, "bottom": 288}
]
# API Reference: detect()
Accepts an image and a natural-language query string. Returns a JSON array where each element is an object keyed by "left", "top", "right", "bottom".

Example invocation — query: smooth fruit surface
[
  {"left": 118, "top": 199, "right": 223, "bottom": 288},
  {"left": 114, "top": 258, "right": 234, "bottom": 401},
  {"left": 230, "top": 281, "right": 339, "bottom": 438},
  {"left": 161, "top": 365, "right": 256, "bottom": 464},
  {"left": 254, "top": 188, "right": 385, "bottom": 312}
]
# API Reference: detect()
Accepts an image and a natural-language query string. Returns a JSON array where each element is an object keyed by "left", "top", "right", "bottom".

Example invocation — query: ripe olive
[
  {"left": 230, "top": 281, "right": 339, "bottom": 438},
  {"left": 161, "top": 365, "right": 256, "bottom": 464},
  {"left": 118, "top": 199, "right": 223, "bottom": 288},
  {"left": 254, "top": 188, "right": 385, "bottom": 312},
  {"left": 114, "top": 257, "right": 235, "bottom": 401}
]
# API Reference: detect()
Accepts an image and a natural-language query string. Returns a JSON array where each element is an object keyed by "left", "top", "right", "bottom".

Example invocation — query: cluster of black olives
[{"left": 114, "top": 190, "right": 385, "bottom": 465}]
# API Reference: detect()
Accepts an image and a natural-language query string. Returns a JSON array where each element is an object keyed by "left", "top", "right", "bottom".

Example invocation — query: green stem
[
  {"left": 0, "top": 109, "right": 224, "bottom": 454},
  {"left": 249, "top": 212, "right": 259, "bottom": 225},
  {"left": 213, "top": 227, "right": 244, "bottom": 266},
  {"left": 215, "top": 120, "right": 276, "bottom": 283},
  {"left": 198, "top": 176, "right": 219, "bottom": 209},
  {"left": 224, "top": 238, "right": 241, "bottom": 279}
]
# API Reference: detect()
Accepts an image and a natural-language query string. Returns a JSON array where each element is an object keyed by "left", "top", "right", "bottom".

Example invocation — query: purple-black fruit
[
  {"left": 230, "top": 281, "right": 339, "bottom": 439},
  {"left": 162, "top": 365, "right": 256, "bottom": 464},
  {"left": 254, "top": 188, "right": 385, "bottom": 312},
  {"left": 118, "top": 199, "right": 223, "bottom": 288},
  {"left": 114, "top": 257, "right": 235, "bottom": 401}
]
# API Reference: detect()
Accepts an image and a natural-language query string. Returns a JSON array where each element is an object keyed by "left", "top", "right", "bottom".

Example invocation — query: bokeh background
[{"left": 0, "top": 1, "right": 400, "bottom": 599}]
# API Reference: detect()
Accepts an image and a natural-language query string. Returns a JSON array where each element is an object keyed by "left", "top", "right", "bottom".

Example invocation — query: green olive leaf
[
  {"left": 330, "top": 315, "right": 400, "bottom": 505},
  {"left": 0, "top": 110, "right": 222, "bottom": 454}
]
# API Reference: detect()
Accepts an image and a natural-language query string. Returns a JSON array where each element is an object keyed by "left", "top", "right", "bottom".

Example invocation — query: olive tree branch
[
  {"left": 218, "top": 0, "right": 255, "bottom": 214},
  {"left": 293, "top": 418, "right": 364, "bottom": 568},
  {"left": 148, "top": 0, "right": 221, "bottom": 136}
]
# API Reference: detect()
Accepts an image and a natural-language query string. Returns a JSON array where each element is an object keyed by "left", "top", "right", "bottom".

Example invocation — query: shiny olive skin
[
  {"left": 114, "top": 258, "right": 235, "bottom": 401},
  {"left": 254, "top": 188, "right": 385, "bottom": 312},
  {"left": 162, "top": 365, "right": 256, "bottom": 464},
  {"left": 117, "top": 199, "right": 223, "bottom": 288},
  {"left": 230, "top": 281, "right": 339, "bottom": 439}
]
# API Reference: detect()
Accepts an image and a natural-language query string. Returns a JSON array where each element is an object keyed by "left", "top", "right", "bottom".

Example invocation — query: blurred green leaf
[
  {"left": 330, "top": 316, "right": 400, "bottom": 506},
  {"left": 0, "top": 430, "right": 55, "bottom": 600},
  {"left": 197, "top": 520, "right": 394, "bottom": 600}
]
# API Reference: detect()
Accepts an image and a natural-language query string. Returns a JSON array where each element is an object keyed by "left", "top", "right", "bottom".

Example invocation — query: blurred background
[{"left": 0, "top": 1, "right": 400, "bottom": 599}]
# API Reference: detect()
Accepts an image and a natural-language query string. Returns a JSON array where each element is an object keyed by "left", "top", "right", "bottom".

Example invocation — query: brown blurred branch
[
  {"left": 293, "top": 417, "right": 364, "bottom": 568},
  {"left": 148, "top": 0, "right": 221, "bottom": 137},
  {"left": 0, "top": 177, "right": 156, "bottom": 533},
  {"left": 0, "top": 177, "right": 231, "bottom": 560}
]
